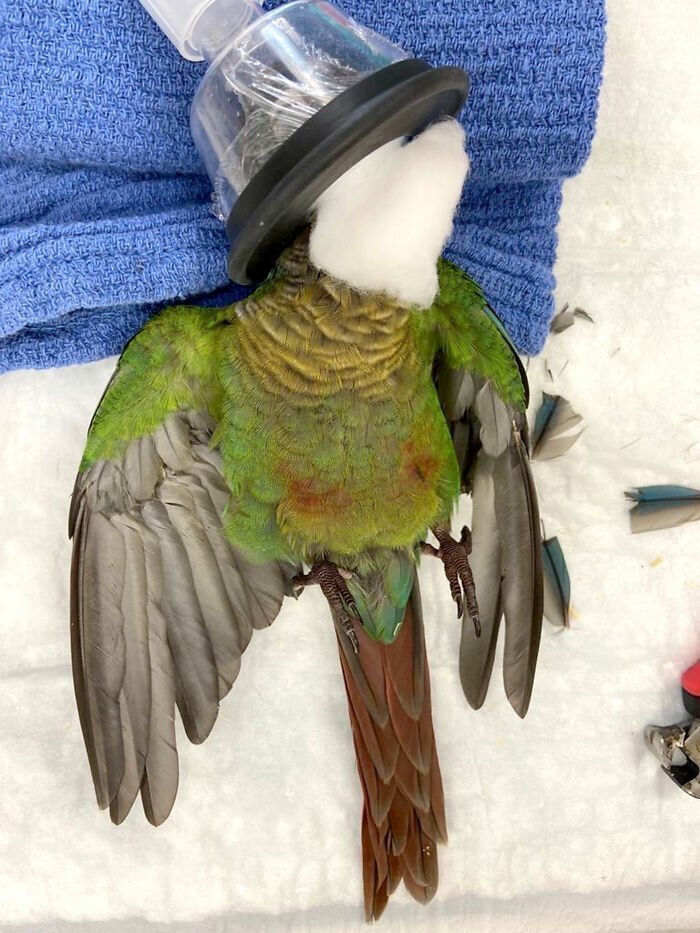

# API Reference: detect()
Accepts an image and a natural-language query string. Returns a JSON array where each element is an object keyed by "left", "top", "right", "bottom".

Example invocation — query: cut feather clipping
[
  {"left": 550, "top": 305, "right": 594, "bottom": 333},
  {"left": 532, "top": 392, "right": 584, "bottom": 461},
  {"left": 542, "top": 535, "right": 571, "bottom": 628},
  {"left": 626, "top": 486, "right": 700, "bottom": 533}
]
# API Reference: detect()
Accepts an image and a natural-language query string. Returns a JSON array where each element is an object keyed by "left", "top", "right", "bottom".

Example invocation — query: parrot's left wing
[
  {"left": 432, "top": 260, "right": 543, "bottom": 717},
  {"left": 69, "top": 308, "right": 297, "bottom": 826}
]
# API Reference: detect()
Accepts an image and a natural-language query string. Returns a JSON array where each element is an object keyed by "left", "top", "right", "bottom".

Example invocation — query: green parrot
[{"left": 69, "top": 230, "right": 542, "bottom": 920}]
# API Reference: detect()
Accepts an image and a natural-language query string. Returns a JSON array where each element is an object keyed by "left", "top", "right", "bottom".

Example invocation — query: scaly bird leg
[
  {"left": 422, "top": 526, "right": 481, "bottom": 637},
  {"left": 292, "top": 560, "right": 360, "bottom": 654}
]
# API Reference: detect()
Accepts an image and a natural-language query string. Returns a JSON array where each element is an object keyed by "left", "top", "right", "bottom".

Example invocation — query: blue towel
[{"left": 0, "top": 0, "right": 605, "bottom": 373}]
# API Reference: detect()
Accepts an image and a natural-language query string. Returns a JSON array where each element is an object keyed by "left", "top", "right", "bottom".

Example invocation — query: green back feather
[
  {"left": 426, "top": 259, "right": 526, "bottom": 410},
  {"left": 81, "top": 305, "right": 224, "bottom": 469}
]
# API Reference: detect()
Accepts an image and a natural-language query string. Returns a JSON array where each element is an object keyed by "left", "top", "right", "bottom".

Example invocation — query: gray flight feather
[
  {"left": 70, "top": 409, "right": 296, "bottom": 826},
  {"left": 138, "top": 518, "right": 179, "bottom": 827},
  {"left": 153, "top": 414, "right": 194, "bottom": 471},
  {"left": 122, "top": 435, "right": 160, "bottom": 501},
  {"left": 492, "top": 425, "right": 543, "bottom": 717},
  {"left": 85, "top": 459, "right": 129, "bottom": 515},
  {"left": 158, "top": 479, "right": 243, "bottom": 699},
  {"left": 459, "top": 455, "right": 503, "bottom": 709},
  {"left": 437, "top": 366, "right": 475, "bottom": 421},
  {"left": 140, "top": 599, "right": 179, "bottom": 826},
  {"left": 140, "top": 497, "right": 220, "bottom": 745},
  {"left": 435, "top": 365, "right": 479, "bottom": 486},
  {"left": 450, "top": 420, "right": 473, "bottom": 483},
  {"left": 435, "top": 355, "right": 543, "bottom": 717},
  {"left": 110, "top": 521, "right": 151, "bottom": 824},
  {"left": 186, "top": 455, "right": 296, "bottom": 620},
  {"left": 474, "top": 382, "right": 513, "bottom": 457},
  {"left": 75, "top": 507, "right": 128, "bottom": 808},
  {"left": 178, "top": 476, "right": 255, "bottom": 650}
]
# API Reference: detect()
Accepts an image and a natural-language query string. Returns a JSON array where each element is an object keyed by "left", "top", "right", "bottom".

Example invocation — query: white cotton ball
[{"left": 309, "top": 118, "right": 470, "bottom": 308}]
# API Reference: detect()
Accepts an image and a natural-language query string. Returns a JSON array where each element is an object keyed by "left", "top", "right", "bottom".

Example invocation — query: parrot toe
[
  {"left": 423, "top": 526, "right": 481, "bottom": 636},
  {"left": 292, "top": 560, "right": 361, "bottom": 653}
]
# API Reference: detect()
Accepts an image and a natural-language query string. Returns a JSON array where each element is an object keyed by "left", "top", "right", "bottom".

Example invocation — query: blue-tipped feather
[
  {"left": 541, "top": 536, "right": 570, "bottom": 628},
  {"left": 532, "top": 393, "right": 584, "bottom": 460},
  {"left": 626, "top": 486, "right": 700, "bottom": 533},
  {"left": 625, "top": 486, "right": 700, "bottom": 502},
  {"left": 533, "top": 394, "right": 558, "bottom": 448}
]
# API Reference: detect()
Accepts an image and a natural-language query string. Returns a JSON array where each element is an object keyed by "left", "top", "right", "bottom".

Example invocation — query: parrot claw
[
  {"left": 422, "top": 525, "right": 481, "bottom": 637},
  {"left": 292, "top": 560, "right": 361, "bottom": 654}
]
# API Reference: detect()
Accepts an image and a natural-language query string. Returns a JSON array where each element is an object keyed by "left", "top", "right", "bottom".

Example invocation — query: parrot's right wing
[
  {"left": 432, "top": 260, "right": 543, "bottom": 718},
  {"left": 69, "top": 308, "right": 297, "bottom": 827}
]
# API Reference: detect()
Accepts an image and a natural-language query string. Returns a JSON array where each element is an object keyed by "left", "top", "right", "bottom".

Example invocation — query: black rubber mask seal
[{"left": 226, "top": 59, "right": 469, "bottom": 285}]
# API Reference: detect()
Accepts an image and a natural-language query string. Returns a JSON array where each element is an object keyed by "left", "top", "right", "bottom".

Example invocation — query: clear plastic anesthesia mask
[{"left": 139, "top": 0, "right": 470, "bottom": 283}]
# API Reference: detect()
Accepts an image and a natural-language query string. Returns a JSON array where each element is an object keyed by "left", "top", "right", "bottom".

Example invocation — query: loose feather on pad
[
  {"left": 626, "top": 485, "right": 700, "bottom": 534},
  {"left": 532, "top": 393, "right": 584, "bottom": 461},
  {"left": 542, "top": 535, "right": 571, "bottom": 628},
  {"left": 70, "top": 410, "right": 297, "bottom": 825},
  {"left": 550, "top": 305, "right": 594, "bottom": 334}
]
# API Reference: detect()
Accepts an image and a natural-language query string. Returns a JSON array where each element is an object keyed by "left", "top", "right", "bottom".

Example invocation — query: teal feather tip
[
  {"left": 542, "top": 536, "right": 571, "bottom": 628},
  {"left": 625, "top": 486, "right": 700, "bottom": 533},
  {"left": 532, "top": 393, "right": 584, "bottom": 461}
]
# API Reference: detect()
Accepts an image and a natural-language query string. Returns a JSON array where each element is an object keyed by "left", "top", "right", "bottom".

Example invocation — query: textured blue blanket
[{"left": 0, "top": 0, "right": 605, "bottom": 373}]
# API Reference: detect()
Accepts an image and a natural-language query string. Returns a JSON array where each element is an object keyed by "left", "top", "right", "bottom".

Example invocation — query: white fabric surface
[{"left": 1, "top": 2, "right": 699, "bottom": 929}]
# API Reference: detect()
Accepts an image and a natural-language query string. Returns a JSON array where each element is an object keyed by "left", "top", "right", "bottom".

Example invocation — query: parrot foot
[
  {"left": 422, "top": 526, "right": 481, "bottom": 636},
  {"left": 292, "top": 561, "right": 360, "bottom": 654}
]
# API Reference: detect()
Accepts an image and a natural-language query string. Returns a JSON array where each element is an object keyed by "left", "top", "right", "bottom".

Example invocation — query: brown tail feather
[{"left": 334, "top": 582, "right": 447, "bottom": 922}]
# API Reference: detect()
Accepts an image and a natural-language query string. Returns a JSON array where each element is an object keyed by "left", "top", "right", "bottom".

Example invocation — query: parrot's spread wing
[
  {"left": 69, "top": 310, "right": 296, "bottom": 826},
  {"left": 433, "top": 261, "right": 543, "bottom": 717}
]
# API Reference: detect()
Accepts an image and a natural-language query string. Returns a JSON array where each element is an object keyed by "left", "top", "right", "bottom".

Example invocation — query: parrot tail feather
[{"left": 334, "top": 581, "right": 447, "bottom": 922}]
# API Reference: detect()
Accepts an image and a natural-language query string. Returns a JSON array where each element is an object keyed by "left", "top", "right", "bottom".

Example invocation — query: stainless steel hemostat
[
  {"left": 645, "top": 720, "right": 700, "bottom": 797},
  {"left": 645, "top": 660, "right": 700, "bottom": 798}
]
